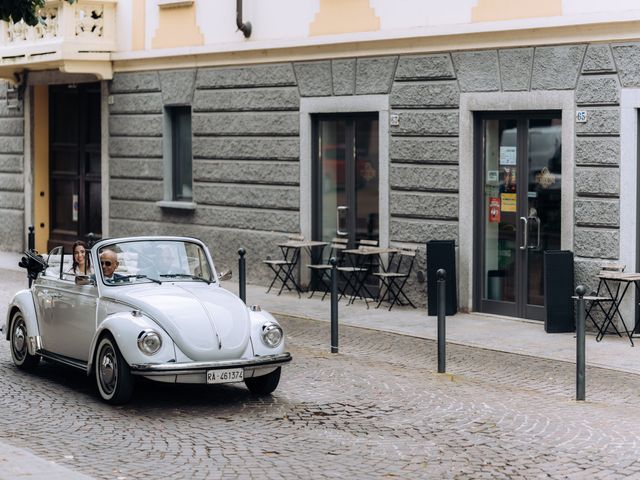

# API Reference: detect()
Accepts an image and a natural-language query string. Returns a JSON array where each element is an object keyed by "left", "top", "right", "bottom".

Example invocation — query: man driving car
[{"left": 100, "top": 249, "right": 126, "bottom": 283}]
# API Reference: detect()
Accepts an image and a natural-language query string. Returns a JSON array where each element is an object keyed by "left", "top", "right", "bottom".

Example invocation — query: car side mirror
[
  {"left": 75, "top": 275, "right": 96, "bottom": 286},
  {"left": 218, "top": 269, "right": 232, "bottom": 281}
]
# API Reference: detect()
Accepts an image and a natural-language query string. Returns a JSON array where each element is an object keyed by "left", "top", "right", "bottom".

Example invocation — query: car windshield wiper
[
  {"left": 159, "top": 273, "right": 211, "bottom": 284},
  {"left": 121, "top": 274, "right": 162, "bottom": 284}
]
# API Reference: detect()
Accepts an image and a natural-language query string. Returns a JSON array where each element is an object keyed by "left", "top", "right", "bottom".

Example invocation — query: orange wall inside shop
[{"left": 33, "top": 85, "right": 49, "bottom": 254}]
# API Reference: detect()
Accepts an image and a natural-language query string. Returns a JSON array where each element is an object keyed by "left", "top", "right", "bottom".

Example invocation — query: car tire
[
  {"left": 9, "top": 311, "right": 40, "bottom": 370},
  {"left": 95, "top": 334, "right": 135, "bottom": 405},
  {"left": 244, "top": 367, "right": 281, "bottom": 395}
]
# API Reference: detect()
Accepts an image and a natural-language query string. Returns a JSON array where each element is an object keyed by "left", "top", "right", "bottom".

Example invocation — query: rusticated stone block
[
  {"left": 531, "top": 45, "right": 586, "bottom": 90},
  {"left": 574, "top": 257, "right": 604, "bottom": 293},
  {"left": 574, "top": 228, "right": 619, "bottom": 259},
  {"left": 575, "top": 109, "right": 619, "bottom": 136},
  {"left": 160, "top": 69, "right": 196, "bottom": 106},
  {"left": 109, "top": 93, "right": 163, "bottom": 114},
  {"left": 499, "top": 48, "right": 533, "bottom": 91},
  {"left": 193, "top": 87, "right": 299, "bottom": 112},
  {"left": 395, "top": 54, "right": 455, "bottom": 80},
  {"left": 0, "top": 191, "right": 24, "bottom": 209},
  {"left": 356, "top": 56, "right": 398, "bottom": 94},
  {"left": 109, "top": 115, "right": 163, "bottom": 137},
  {"left": 110, "top": 158, "right": 163, "bottom": 180},
  {"left": 0, "top": 173, "right": 23, "bottom": 191},
  {"left": 390, "top": 192, "right": 458, "bottom": 220},
  {"left": 390, "top": 137, "right": 458, "bottom": 164},
  {"left": 0, "top": 209, "right": 23, "bottom": 251},
  {"left": 575, "top": 76, "right": 620, "bottom": 106},
  {"left": 193, "top": 160, "right": 299, "bottom": 186},
  {"left": 192, "top": 137, "right": 299, "bottom": 160},
  {"left": 110, "top": 72, "right": 160, "bottom": 93},
  {"left": 0, "top": 118, "right": 23, "bottom": 136},
  {"left": 332, "top": 59, "right": 356, "bottom": 96},
  {"left": 575, "top": 199, "right": 619, "bottom": 227},
  {"left": 575, "top": 167, "right": 619, "bottom": 196},
  {"left": 196, "top": 63, "right": 296, "bottom": 89},
  {"left": 192, "top": 112, "right": 299, "bottom": 136},
  {"left": 611, "top": 44, "right": 640, "bottom": 87},
  {"left": 111, "top": 200, "right": 299, "bottom": 232},
  {"left": 390, "top": 165, "right": 458, "bottom": 192},
  {"left": 0, "top": 136, "right": 23, "bottom": 154},
  {"left": 0, "top": 154, "right": 22, "bottom": 173},
  {"left": 575, "top": 138, "right": 619, "bottom": 165},
  {"left": 111, "top": 179, "right": 163, "bottom": 201},
  {"left": 390, "top": 218, "right": 458, "bottom": 244},
  {"left": 390, "top": 111, "right": 459, "bottom": 136},
  {"left": 294, "top": 61, "right": 332, "bottom": 97},
  {"left": 452, "top": 50, "right": 500, "bottom": 92},
  {"left": 390, "top": 81, "right": 459, "bottom": 109},
  {"left": 582, "top": 44, "right": 616, "bottom": 74},
  {"left": 196, "top": 184, "right": 298, "bottom": 210},
  {"left": 109, "top": 137, "right": 163, "bottom": 158}
]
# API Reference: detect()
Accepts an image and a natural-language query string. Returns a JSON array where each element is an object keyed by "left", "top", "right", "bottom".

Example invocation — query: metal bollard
[
  {"left": 28, "top": 225, "right": 35, "bottom": 252},
  {"left": 330, "top": 257, "right": 338, "bottom": 353},
  {"left": 575, "top": 285, "right": 586, "bottom": 401},
  {"left": 238, "top": 247, "right": 246, "bottom": 304},
  {"left": 437, "top": 268, "right": 446, "bottom": 373}
]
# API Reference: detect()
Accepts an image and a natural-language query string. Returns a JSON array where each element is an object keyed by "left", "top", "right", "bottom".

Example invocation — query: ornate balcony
[{"left": 0, "top": 0, "right": 116, "bottom": 82}]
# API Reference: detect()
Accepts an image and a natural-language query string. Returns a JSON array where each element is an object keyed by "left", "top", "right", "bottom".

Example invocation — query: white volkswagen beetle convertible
[{"left": 3, "top": 236, "right": 291, "bottom": 404}]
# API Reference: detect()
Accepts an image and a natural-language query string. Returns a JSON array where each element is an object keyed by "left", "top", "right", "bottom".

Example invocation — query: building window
[{"left": 166, "top": 105, "right": 193, "bottom": 201}]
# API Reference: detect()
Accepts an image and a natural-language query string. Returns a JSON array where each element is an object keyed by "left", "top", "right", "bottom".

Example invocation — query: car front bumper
[{"left": 129, "top": 352, "right": 292, "bottom": 376}]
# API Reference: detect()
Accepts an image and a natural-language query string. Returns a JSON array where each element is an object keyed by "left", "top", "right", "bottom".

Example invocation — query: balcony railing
[{"left": 0, "top": 0, "right": 116, "bottom": 80}]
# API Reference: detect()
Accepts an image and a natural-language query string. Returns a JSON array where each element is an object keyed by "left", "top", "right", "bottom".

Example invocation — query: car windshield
[{"left": 97, "top": 240, "right": 213, "bottom": 286}]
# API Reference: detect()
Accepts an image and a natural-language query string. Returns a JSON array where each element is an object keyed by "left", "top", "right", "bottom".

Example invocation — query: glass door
[
  {"left": 475, "top": 113, "right": 562, "bottom": 320},
  {"left": 313, "top": 114, "right": 379, "bottom": 249}
]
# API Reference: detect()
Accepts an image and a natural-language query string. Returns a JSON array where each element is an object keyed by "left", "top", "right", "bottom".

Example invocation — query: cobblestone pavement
[{"left": 2, "top": 270, "right": 640, "bottom": 479}]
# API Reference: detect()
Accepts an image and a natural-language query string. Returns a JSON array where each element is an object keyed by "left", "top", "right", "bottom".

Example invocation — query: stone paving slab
[{"left": 0, "top": 440, "right": 94, "bottom": 479}]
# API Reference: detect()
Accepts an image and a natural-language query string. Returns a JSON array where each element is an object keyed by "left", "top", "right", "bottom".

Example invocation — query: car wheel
[
  {"left": 10, "top": 311, "right": 39, "bottom": 370},
  {"left": 95, "top": 334, "right": 135, "bottom": 405},
  {"left": 244, "top": 367, "right": 281, "bottom": 395}
]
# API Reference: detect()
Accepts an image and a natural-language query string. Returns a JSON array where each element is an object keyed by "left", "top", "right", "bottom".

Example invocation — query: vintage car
[{"left": 3, "top": 236, "right": 292, "bottom": 404}]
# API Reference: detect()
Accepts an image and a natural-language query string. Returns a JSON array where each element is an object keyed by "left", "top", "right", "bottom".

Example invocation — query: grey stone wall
[
  {"left": 0, "top": 81, "right": 24, "bottom": 251},
  {"left": 109, "top": 66, "right": 301, "bottom": 281}
]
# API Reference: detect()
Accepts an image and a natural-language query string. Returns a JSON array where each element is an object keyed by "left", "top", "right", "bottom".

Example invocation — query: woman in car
[{"left": 68, "top": 240, "right": 92, "bottom": 275}]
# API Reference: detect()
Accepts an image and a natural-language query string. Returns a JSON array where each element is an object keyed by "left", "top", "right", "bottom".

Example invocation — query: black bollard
[
  {"left": 238, "top": 247, "right": 246, "bottom": 304},
  {"left": 27, "top": 225, "right": 35, "bottom": 252},
  {"left": 575, "top": 285, "right": 586, "bottom": 401},
  {"left": 330, "top": 257, "right": 338, "bottom": 353},
  {"left": 437, "top": 268, "right": 446, "bottom": 373},
  {"left": 86, "top": 232, "right": 96, "bottom": 248}
]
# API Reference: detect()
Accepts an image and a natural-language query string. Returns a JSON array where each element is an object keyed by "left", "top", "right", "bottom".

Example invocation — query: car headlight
[
  {"left": 261, "top": 322, "right": 283, "bottom": 348},
  {"left": 137, "top": 330, "right": 162, "bottom": 355}
]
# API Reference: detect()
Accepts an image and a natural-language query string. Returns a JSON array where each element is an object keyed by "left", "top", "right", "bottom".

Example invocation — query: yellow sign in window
[{"left": 500, "top": 193, "right": 517, "bottom": 212}]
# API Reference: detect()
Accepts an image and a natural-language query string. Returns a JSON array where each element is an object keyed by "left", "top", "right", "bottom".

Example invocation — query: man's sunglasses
[{"left": 100, "top": 260, "right": 113, "bottom": 267}]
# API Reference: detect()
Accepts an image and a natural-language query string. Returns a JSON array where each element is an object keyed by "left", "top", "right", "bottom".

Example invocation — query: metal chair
[
  {"left": 374, "top": 245, "right": 417, "bottom": 311},
  {"left": 306, "top": 237, "right": 348, "bottom": 300},
  {"left": 262, "top": 234, "right": 305, "bottom": 297},
  {"left": 583, "top": 263, "right": 626, "bottom": 340},
  {"left": 338, "top": 239, "right": 378, "bottom": 307}
]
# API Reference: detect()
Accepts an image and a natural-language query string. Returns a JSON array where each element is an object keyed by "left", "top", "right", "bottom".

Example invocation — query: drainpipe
[{"left": 236, "top": 0, "right": 252, "bottom": 38}]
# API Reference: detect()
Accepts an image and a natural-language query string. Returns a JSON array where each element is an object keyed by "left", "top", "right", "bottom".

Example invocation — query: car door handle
[
  {"left": 49, "top": 292, "right": 62, "bottom": 299},
  {"left": 519, "top": 217, "right": 528, "bottom": 250}
]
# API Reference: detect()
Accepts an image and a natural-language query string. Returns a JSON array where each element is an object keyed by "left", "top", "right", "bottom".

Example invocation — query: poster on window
[
  {"left": 72, "top": 194, "right": 79, "bottom": 222},
  {"left": 489, "top": 197, "right": 500, "bottom": 223},
  {"left": 499, "top": 146, "right": 516, "bottom": 165},
  {"left": 500, "top": 193, "right": 517, "bottom": 212}
]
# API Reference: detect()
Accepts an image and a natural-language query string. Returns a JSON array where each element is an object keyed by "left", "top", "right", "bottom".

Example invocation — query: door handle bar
[
  {"left": 519, "top": 217, "right": 528, "bottom": 250},
  {"left": 337, "top": 206, "right": 348, "bottom": 236}
]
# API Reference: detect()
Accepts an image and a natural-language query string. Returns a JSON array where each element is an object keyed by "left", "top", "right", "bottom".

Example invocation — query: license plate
[{"left": 206, "top": 368, "right": 244, "bottom": 384}]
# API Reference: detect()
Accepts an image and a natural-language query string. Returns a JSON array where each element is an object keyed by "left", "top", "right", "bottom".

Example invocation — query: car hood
[{"left": 110, "top": 283, "right": 251, "bottom": 361}]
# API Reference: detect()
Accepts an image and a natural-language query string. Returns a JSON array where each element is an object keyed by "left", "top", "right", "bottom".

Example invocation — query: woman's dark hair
[{"left": 71, "top": 240, "right": 89, "bottom": 274}]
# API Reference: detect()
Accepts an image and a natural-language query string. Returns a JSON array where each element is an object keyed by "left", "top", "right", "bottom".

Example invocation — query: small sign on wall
[{"left": 576, "top": 110, "right": 588, "bottom": 123}]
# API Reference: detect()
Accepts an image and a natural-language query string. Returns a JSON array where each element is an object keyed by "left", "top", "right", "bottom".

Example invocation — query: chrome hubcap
[
  {"left": 99, "top": 345, "right": 117, "bottom": 394},
  {"left": 12, "top": 321, "right": 26, "bottom": 361}
]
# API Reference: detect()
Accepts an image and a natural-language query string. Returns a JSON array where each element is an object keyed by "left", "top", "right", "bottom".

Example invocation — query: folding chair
[
  {"left": 262, "top": 234, "right": 305, "bottom": 297},
  {"left": 338, "top": 239, "right": 378, "bottom": 307},
  {"left": 374, "top": 245, "right": 417, "bottom": 311},
  {"left": 583, "top": 263, "right": 626, "bottom": 340},
  {"left": 306, "top": 237, "right": 348, "bottom": 300}
]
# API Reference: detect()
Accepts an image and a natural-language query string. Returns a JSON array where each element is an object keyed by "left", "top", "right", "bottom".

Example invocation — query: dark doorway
[
  {"left": 48, "top": 83, "right": 102, "bottom": 252},
  {"left": 474, "top": 112, "right": 562, "bottom": 320}
]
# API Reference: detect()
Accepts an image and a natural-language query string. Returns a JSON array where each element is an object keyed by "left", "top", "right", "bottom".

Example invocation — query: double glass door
[{"left": 475, "top": 113, "right": 562, "bottom": 320}]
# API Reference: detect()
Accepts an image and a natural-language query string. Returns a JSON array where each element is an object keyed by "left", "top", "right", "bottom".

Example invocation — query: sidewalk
[{"left": 227, "top": 280, "right": 640, "bottom": 376}]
